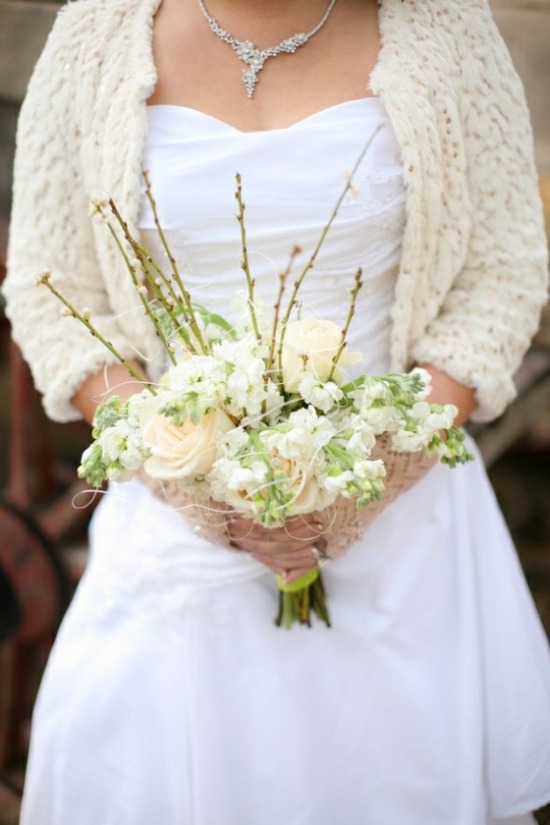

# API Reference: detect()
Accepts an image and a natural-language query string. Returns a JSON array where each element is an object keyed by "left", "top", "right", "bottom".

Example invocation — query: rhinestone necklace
[{"left": 197, "top": 0, "right": 338, "bottom": 98}]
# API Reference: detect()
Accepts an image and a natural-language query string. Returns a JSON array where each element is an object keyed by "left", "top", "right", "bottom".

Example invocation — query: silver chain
[{"left": 197, "top": 0, "right": 338, "bottom": 98}]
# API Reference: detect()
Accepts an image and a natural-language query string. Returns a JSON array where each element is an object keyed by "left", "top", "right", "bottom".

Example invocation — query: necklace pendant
[
  {"left": 242, "top": 65, "right": 260, "bottom": 98},
  {"left": 198, "top": 0, "right": 338, "bottom": 100},
  {"left": 234, "top": 42, "right": 265, "bottom": 98}
]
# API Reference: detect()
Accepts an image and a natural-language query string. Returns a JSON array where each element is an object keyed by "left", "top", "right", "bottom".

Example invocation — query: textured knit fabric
[{"left": 2, "top": 0, "right": 549, "bottom": 423}]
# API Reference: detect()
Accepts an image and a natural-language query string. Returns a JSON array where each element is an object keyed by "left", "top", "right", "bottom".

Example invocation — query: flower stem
[{"left": 274, "top": 570, "right": 331, "bottom": 629}]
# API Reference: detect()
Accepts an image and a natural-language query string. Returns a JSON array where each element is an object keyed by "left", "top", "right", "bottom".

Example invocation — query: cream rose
[
  {"left": 268, "top": 451, "right": 329, "bottom": 515},
  {"left": 219, "top": 448, "right": 331, "bottom": 521},
  {"left": 140, "top": 398, "right": 234, "bottom": 481},
  {"left": 280, "top": 317, "right": 362, "bottom": 394}
]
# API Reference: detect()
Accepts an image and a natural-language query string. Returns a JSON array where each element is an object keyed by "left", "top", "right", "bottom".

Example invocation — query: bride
[{"left": 4, "top": 0, "right": 550, "bottom": 822}]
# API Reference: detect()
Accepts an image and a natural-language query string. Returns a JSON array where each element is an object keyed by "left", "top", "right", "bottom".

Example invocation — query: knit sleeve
[
  {"left": 410, "top": 0, "right": 549, "bottom": 423},
  {"left": 2, "top": 3, "right": 143, "bottom": 423}
]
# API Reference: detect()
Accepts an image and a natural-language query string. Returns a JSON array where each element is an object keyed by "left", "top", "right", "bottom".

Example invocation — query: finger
[
  {"left": 229, "top": 516, "right": 326, "bottom": 544},
  {"left": 250, "top": 554, "right": 318, "bottom": 578},
  {"left": 234, "top": 538, "right": 318, "bottom": 557},
  {"left": 228, "top": 527, "right": 319, "bottom": 553},
  {"left": 284, "top": 566, "right": 319, "bottom": 584},
  {"left": 250, "top": 548, "right": 316, "bottom": 566}
]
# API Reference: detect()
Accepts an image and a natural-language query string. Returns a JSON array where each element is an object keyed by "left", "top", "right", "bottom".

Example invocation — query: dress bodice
[{"left": 139, "top": 98, "right": 406, "bottom": 375}]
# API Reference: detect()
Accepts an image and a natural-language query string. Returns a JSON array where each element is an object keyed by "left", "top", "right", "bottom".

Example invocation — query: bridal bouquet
[{"left": 38, "top": 152, "right": 473, "bottom": 628}]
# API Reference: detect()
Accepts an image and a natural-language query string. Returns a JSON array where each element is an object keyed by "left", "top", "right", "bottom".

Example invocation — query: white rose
[
  {"left": 140, "top": 397, "right": 234, "bottom": 480},
  {"left": 217, "top": 444, "right": 329, "bottom": 520},
  {"left": 262, "top": 442, "right": 330, "bottom": 516},
  {"left": 280, "top": 317, "right": 362, "bottom": 394}
]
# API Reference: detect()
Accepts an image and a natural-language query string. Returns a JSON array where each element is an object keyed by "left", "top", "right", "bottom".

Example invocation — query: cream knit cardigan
[{"left": 3, "top": 0, "right": 548, "bottom": 423}]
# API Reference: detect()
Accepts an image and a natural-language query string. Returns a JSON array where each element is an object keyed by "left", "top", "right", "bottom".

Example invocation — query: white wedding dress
[{"left": 20, "top": 99, "right": 550, "bottom": 825}]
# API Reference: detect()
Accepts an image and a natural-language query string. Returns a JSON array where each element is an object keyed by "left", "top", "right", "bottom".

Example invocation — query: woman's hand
[
  {"left": 419, "top": 363, "right": 476, "bottom": 426},
  {"left": 227, "top": 515, "right": 328, "bottom": 583},
  {"left": 71, "top": 361, "right": 148, "bottom": 425}
]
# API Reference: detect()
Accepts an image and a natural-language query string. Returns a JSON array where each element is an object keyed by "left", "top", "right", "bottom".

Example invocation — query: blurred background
[{"left": 0, "top": 0, "right": 549, "bottom": 822}]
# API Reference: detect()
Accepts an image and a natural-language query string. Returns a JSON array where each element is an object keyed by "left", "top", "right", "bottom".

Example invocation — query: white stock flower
[
  {"left": 353, "top": 458, "right": 386, "bottom": 481},
  {"left": 390, "top": 430, "right": 430, "bottom": 452},
  {"left": 227, "top": 462, "right": 268, "bottom": 491},
  {"left": 165, "top": 356, "right": 227, "bottom": 406},
  {"left": 98, "top": 423, "right": 128, "bottom": 465},
  {"left": 409, "top": 367, "right": 432, "bottom": 398},
  {"left": 285, "top": 406, "right": 337, "bottom": 451},
  {"left": 321, "top": 470, "right": 355, "bottom": 496},
  {"left": 353, "top": 380, "right": 387, "bottom": 406},
  {"left": 409, "top": 401, "right": 432, "bottom": 421},
  {"left": 298, "top": 373, "right": 343, "bottom": 413},
  {"left": 210, "top": 455, "right": 269, "bottom": 519},
  {"left": 219, "top": 426, "right": 250, "bottom": 457},
  {"left": 408, "top": 401, "right": 457, "bottom": 435},
  {"left": 426, "top": 405, "right": 457, "bottom": 431},
  {"left": 345, "top": 420, "right": 377, "bottom": 454},
  {"left": 263, "top": 427, "right": 312, "bottom": 464},
  {"left": 98, "top": 419, "right": 143, "bottom": 469},
  {"left": 263, "top": 380, "right": 285, "bottom": 422},
  {"left": 225, "top": 358, "right": 266, "bottom": 416},
  {"left": 209, "top": 336, "right": 270, "bottom": 416},
  {"left": 280, "top": 317, "right": 362, "bottom": 394},
  {"left": 358, "top": 404, "right": 397, "bottom": 433},
  {"left": 120, "top": 432, "right": 145, "bottom": 471}
]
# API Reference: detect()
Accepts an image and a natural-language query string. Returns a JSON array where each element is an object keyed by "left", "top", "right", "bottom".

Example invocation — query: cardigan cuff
[{"left": 410, "top": 336, "right": 517, "bottom": 424}]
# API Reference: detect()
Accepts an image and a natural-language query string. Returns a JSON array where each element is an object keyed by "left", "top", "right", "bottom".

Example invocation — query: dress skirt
[{"left": 19, "top": 438, "right": 550, "bottom": 825}]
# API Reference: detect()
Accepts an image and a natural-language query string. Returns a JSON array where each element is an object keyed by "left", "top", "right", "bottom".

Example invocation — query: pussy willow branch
[
  {"left": 37, "top": 272, "right": 156, "bottom": 393},
  {"left": 128, "top": 235, "right": 196, "bottom": 353},
  {"left": 102, "top": 217, "right": 178, "bottom": 365},
  {"left": 142, "top": 170, "right": 208, "bottom": 354},
  {"left": 276, "top": 125, "right": 382, "bottom": 385},
  {"left": 235, "top": 174, "right": 262, "bottom": 344},
  {"left": 327, "top": 267, "right": 363, "bottom": 382},
  {"left": 106, "top": 198, "right": 196, "bottom": 355},
  {"left": 262, "top": 245, "right": 301, "bottom": 411}
]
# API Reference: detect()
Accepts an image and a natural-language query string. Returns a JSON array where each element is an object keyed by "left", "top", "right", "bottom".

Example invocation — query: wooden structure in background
[{"left": 0, "top": 0, "right": 81, "bottom": 771}]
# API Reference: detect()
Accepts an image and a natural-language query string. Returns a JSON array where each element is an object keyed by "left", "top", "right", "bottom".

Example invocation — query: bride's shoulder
[
  {"left": 385, "top": 0, "right": 500, "bottom": 34},
  {"left": 381, "top": 0, "right": 515, "bottom": 81},
  {"left": 47, "top": 0, "right": 150, "bottom": 46},
  {"left": 34, "top": 0, "right": 154, "bottom": 80}
]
